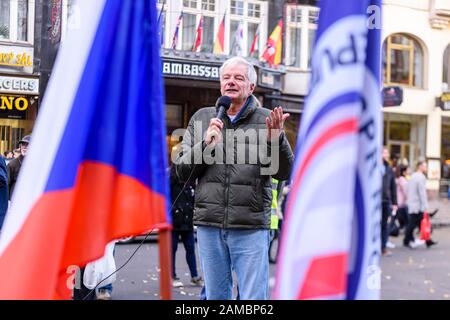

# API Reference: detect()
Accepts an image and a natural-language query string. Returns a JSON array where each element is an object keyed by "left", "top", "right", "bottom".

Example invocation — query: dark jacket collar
[{"left": 215, "top": 95, "right": 260, "bottom": 124}]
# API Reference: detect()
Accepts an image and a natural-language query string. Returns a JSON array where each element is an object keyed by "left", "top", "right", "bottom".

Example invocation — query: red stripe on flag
[
  {"left": 297, "top": 253, "right": 348, "bottom": 299},
  {"left": 0, "top": 161, "right": 168, "bottom": 299},
  {"left": 285, "top": 118, "right": 358, "bottom": 222}
]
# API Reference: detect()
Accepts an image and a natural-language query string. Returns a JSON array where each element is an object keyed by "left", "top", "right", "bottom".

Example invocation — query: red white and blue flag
[
  {"left": 0, "top": 0, "right": 170, "bottom": 299},
  {"left": 274, "top": 0, "right": 382, "bottom": 300},
  {"left": 171, "top": 10, "right": 184, "bottom": 50},
  {"left": 193, "top": 15, "right": 204, "bottom": 52}
]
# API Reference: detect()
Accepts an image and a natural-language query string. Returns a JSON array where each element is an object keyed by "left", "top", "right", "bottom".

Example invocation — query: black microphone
[{"left": 216, "top": 95, "right": 232, "bottom": 120}]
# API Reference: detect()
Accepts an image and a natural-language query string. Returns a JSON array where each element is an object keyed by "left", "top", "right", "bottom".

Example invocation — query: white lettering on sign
[
  {"left": 162, "top": 61, "right": 220, "bottom": 80},
  {"left": 0, "top": 76, "right": 39, "bottom": 95}
]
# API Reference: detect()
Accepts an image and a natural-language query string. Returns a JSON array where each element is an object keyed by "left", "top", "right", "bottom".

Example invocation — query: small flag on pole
[
  {"left": 213, "top": 13, "right": 226, "bottom": 54},
  {"left": 171, "top": 10, "right": 183, "bottom": 50},
  {"left": 261, "top": 19, "right": 282, "bottom": 65},
  {"left": 231, "top": 21, "right": 244, "bottom": 56},
  {"left": 0, "top": 0, "right": 170, "bottom": 299},
  {"left": 249, "top": 25, "right": 260, "bottom": 57},
  {"left": 193, "top": 15, "right": 204, "bottom": 52},
  {"left": 274, "top": 0, "right": 382, "bottom": 300}
]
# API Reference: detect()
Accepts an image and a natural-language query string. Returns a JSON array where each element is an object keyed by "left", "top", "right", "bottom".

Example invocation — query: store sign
[
  {"left": 0, "top": 76, "right": 39, "bottom": 95},
  {"left": 440, "top": 92, "right": 450, "bottom": 111},
  {"left": 258, "top": 69, "right": 282, "bottom": 91},
  {"left": 0, "top": 96, "right": 30, "bottom": 119},
  {"left": 383, "top": 86, "right": 403, "bottom": 107},
  {"left": 0, "top": 45, "right": 34, "bottom": 74},
  {"left": 162, "top": 60, "right": 220, "bottom": 80}
]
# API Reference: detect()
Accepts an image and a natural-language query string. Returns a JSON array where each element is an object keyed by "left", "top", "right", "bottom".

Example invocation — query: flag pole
[{"left": 158, "top": 229, "right": 172, "bottom": 300}]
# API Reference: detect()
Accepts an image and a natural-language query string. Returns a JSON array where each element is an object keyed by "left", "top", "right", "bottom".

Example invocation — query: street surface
[{"left": 111, "top": 226, "right": 450, "bottom": 300}]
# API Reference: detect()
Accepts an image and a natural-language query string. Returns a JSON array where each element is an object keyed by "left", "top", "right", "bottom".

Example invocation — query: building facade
[
  {"left": 381, "top": 0, "right": 450, "bottom": 192},
  {"left": 0, "top": 0, "right": 38, "bottom": 154}
]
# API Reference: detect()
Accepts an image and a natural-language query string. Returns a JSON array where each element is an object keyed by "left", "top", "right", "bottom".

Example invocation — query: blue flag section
[
  {"left": 275, "top": 0, "right": 382, "bottom": 299},
  {"left": 0, "top": 0, "right": 170, "bottom": 299}
]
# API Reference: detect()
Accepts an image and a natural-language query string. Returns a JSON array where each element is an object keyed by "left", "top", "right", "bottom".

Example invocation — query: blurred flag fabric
[
  {"left": 261, "top": 19, "right": 282, "bottom": 65},
  {"left": 248, "top": 25, "right": 260, "bottom": 57},
  {"left": 193, "top": 15, "right": 204, "bottom": 52},
  {"left": 274, "top": 0, "right": 382, "bottom": 300},
  {"left": 0, "top": 0, "right": 170, "bottom": 299},
  {"left": 213, "top": 13, "right": 226, "bottom": 54},
  {"left": 231, "top": 21, "right": 244, "bottom": 56},
  {"left": 171, "top": 10, "right": 183, "bottom": 50}
]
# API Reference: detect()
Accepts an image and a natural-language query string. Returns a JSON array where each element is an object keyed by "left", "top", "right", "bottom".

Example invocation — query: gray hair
[{"left": 219, "top": 56, "right": 257, "bottom": 85}]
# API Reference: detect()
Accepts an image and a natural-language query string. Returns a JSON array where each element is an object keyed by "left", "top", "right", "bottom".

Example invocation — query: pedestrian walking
[
  {"left": 175, "top": 56, "right": 294, "bottom": 300},
  {"left": 381, "top": 147, "right": 398, "bottom": 256},
  {"left": 170, "top": 165, "right": 203, "bottom": 288},
  {"left": 403, "top": 160, "right": 437, "bottom": 248}
]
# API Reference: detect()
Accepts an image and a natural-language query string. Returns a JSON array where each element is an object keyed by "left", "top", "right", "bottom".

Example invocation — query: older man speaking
[{"left": 175, "top": 57, "right": 293, "bottom": 300}]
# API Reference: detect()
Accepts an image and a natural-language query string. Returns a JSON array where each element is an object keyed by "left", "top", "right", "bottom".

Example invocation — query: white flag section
[{"left": 274, "top": 0, "right": 382, "bottom": 300}]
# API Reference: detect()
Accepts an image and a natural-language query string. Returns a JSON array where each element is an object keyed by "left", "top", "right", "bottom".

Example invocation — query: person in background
[
  {"left": 3, "top": 151, "right": 13, "bottom": 166},
  {"left": 0, "top": 155, "right": 8, "bottom": 231},
  {"left": 7, "top": 135, "right": 30, "bottom": 201},
  {"left": 170, "top": 165, "right": 203, "bottom": 288},
  {"left": 395, "top": 165, "right": 409, "bottom": 230},
  {"left": 381, "top": 147, "right": 397, "bottom": 256},
  {"left": 13, "top": 149, "right": 21, "bottom": 159},
  {"left": 403, "top": 160, "right": 437, "bottom": 249}
]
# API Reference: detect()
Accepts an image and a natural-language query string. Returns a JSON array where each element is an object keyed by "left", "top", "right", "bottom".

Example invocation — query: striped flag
[
  {"left": 274, "top": 0, "right": 382, "bottom": 300},
  {"left": 261, "top": 19, "right": 282, "bottom": 65},
  {"left": 249, "top": 25, "right": 260, "bottom": 57},
  {"left": 171, "top": 10, "right": 183, "bottom": 49},
  {"left": 0, "top": 0, "right": 170, "bottom": 299},
  {"left": 192, "top": 15, "right": 204, "bottom": 52},
  {"left": 213, "top": 13, "right": 226, "bottom": 54}
]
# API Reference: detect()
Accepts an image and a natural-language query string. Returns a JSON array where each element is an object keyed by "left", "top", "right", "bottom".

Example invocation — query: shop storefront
[
  {"left": 383, "top": 113, "right": 427, "bottom": 168},
  {"left": 0, "top": 44, "right": 38, "bottom": 155}
]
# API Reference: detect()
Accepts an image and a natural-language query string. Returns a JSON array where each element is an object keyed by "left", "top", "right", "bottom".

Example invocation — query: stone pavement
[{"left": 381, "top": 227, "right": 450, "bottom": 300}]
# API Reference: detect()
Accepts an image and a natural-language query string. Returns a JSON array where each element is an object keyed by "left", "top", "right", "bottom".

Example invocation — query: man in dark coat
[
  {"left": 175, "top": 57, "right": 294, "bottom": 299},
  {"left": 7, "top": 135, "right": 30, "bottom": 201},
  {"left": 381, "top": 147, "right": 398, "bottom": 256},
  {"left": 170, "top": 166, "right": 203, "bottom": 288}
]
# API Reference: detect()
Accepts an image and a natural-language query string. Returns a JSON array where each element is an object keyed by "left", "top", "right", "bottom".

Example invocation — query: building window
[
  {"left": 201, "top": 0, "right": 215, "bottom": 12},
  {"left": 183, "top": 0, "right": 197, "bottom": 9},
  {"left": 0, "top": 0, "right": 10, "bottom": 40},
  {"left": 229, "top": 0, "right": 265, "bottom": 57},
  {"left": 179, "top": 0, "right": 215, "bottom": 52},
  {"left": 383, "top": 34, "right": 424, "bottom": 88},
  {"left": 182, "top": 13, "right": 197, "bottom": 51},
  {"left": 285, "top": 5, "right": 318, "bottom": 69},
  {"left": 443, "top": 44, "right": 450, "bottom": 91},
  {"left": 0, "top": 0, "right": 32, "bottom": 42},
  {"left": 230, "top": 0, "right": 244, "bottom": 16}
]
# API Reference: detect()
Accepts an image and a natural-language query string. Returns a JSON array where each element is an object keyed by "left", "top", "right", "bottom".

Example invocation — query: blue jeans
[{"left": 196, "top": 226, "right": 270, "bottom": 300}]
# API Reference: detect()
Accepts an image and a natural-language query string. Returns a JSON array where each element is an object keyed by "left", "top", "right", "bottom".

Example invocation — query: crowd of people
[{"left": 381, "top": 147, "right": 438, "bottom": 257}]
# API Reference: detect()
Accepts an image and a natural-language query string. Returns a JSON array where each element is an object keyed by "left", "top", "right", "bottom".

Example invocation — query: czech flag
[
  {"left": 261, "top": 19, "right": 282, "bottom": 65},
  {"left": 0, "top": 0, "right": 170, "bottom": 299},
  {"left": 274, "top": 0, "right": 382, "bottom": 300},
  {"left": 213, "top": 13, "right": 226, "bottom": 54}
]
